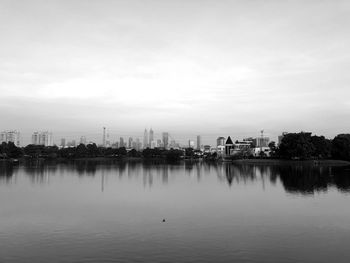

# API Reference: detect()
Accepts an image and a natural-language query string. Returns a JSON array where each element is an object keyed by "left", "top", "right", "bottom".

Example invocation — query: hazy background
[{"left": 1, "top": 0, "right": 349, "bottom": 145}]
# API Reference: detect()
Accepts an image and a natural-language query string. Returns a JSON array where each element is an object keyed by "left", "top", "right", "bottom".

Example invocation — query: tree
[
  {"left": 311, "top": 135, "right": 331, "bottom": 159},
  {"left": 268, "top": 141, "right": 277, "bottom": 157},
  {"left": 332, "top": 134, "right": 350, "bottom": 161},
  {"left": 278, "top": 132, "right": 315, "bottom": 159},
  {"left": 75, "top": 144, "right": 88, "bottom": 158}
]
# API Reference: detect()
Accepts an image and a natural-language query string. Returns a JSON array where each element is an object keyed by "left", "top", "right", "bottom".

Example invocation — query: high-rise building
[
  {"left": 143, "top": 129, "right": 149, "bottom": 149},
  {"left": 102, "top": 127, "right": 106, "bottom": 147},
  {"left": 31, "top": 131, "right": 53, "bottom": 146},
  {"left": 188, "top": 140, "right": 195, "bottom": 148},
  {"left": 32, "top": 132, "right": 40, "bottom": 145},
  {"left": 1, "top": 130, "right": 21, "bottom": 146},
  {"left": 128, "top": 137, "right": 133, "bottom": 148},
  {"left": 120, "top": 137, "right": 125, "bottom": 148},
  {"left": 254, "top": 137, "right": 270, "bottom": 147},
  {"left": 80, "top": 136, "right": 87, "bottom": 145},
  {"left": 60, "top": 138, "right": 66, "bottom": 147},
  {"left": 149, "top": 128, "right": 154, "bottom": 146},
  {"left": 136, "top": 138, "right": 141, "bottom": 151},
  {"left": 196, "top": 135, "right": 201, "bottom": 150},
  {"left": 162, "top": 132, "right": 169, "bottom": 149},
  {"left": 217, "top": 137, "right": 226, "bottom": 146}
]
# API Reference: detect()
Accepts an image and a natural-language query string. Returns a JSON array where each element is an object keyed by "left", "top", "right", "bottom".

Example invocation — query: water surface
[{"left": 1, "top": 160, "right": 350, "bottom": 262}]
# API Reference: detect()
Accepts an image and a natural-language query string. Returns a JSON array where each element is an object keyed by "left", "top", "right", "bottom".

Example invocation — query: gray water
[{"left": 1, "top": 160, "right": 350, "bottom": 263}]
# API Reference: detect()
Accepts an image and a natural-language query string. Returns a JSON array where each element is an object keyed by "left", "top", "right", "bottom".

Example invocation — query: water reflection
[{"left": 1, "top": 160, "right": 350, "bottom": 194}]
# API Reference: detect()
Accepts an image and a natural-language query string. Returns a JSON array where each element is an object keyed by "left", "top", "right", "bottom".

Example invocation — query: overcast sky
[{"left": 1, "top": 0, "right": 350, "bottom": 145}]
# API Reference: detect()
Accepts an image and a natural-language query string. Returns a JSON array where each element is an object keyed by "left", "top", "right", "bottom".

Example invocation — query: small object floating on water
[{"left": 162, "top": 219, "right": 166, "bottom": 222}]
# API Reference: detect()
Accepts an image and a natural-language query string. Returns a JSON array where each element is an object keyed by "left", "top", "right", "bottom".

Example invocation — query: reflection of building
[
  {"left": 1, "top": 130, "right": 21, "bottom": 146},
  {"left": 196, "top": 135, "right": 201, "bottom": 150},
  {"left": 162, "top": 132, "right": 169, "bottom": 149},
  {"left": 32, "top": 131, "right": 53, "bottom": 146}
]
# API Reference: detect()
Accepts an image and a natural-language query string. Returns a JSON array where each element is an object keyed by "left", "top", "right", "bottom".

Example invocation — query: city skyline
[{"left": 1, "top": 0, "right": 350, "bottom": 142}]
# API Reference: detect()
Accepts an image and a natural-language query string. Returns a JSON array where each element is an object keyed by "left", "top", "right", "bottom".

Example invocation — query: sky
[{"left": 1, "top": 0, "right": 350, "bottom": 145}]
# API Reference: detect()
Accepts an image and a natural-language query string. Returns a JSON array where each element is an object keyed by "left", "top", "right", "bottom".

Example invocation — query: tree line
[
  {"left": 273, "top": 132, "right": 350, "bottom": 161},
  {"left": 1, "top": 132, "right": 350, "bottom": 161}
]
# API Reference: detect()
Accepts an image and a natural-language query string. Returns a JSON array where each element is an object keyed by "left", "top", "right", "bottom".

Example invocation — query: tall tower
[
  {"left": 196, "top": 135, "right": 201, "bottom": 150},
  {"left": 143, "top": 129, "right": 148, "bottom": 149},
  {"left": 162, "top": 132, "right": 169, "bottom": 149},
  {"left": 149, "top": 128, "right": 154, "bottom": 145},
  {"left": 102, "top": 127, "right": 106, "bottom": 147}
]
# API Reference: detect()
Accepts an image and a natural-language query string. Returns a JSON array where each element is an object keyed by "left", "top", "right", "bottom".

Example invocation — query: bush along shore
[{"left": 1, "top": 132, "right": 350, "bottom": 164}]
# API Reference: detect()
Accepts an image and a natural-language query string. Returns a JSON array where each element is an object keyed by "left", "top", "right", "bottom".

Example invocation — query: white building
[
  {"left": 32, "top": 131, "right": 53, "bottom": 146},
  {"left": 1, "top": 130, "right": 21, "bottom": 146}
]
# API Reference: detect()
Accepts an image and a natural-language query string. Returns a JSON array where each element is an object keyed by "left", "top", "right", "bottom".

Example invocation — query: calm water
[{"left": 1, "top": 160, "right": 350, "bottom": 263}]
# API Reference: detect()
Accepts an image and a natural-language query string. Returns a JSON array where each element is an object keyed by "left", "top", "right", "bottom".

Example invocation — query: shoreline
[{"left": 1, "top": 157, "right": 350, "bottom": 166}]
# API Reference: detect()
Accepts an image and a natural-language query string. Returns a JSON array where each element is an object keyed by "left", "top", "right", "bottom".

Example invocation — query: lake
[{"left": 1, "top": 160, "right": 350, "bottom": 262}]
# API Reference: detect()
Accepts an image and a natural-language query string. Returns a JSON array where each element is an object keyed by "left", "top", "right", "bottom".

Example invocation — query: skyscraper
[
  {"left": 1, "top": 130, "right": 21, "bottom": 146},
  {"left": 143, "top": 129, "right": 148, "bottom": 149},
  {"left": 31, "top": 131, "right": 53, "bottom": 146},
  {"left": 162, "top": 132, "right": 169, "bottom": 149},
  {"left": 102, "top": 127, "right": 106, "bottom": 147},
  {"left": 196, "top": 135, "right": 201, "bottom": 150},
  {"left": 80, "top": 136, "right": 87, "bottom": 145},
  {"left": 120, "top": 137, "right": 125, "bottom": 148},
  {"left": 60, "top": 138, "right": 66, "bottom": 147},
  {"left": 128, "top": 137, "right": 133, "bottom": 148},
  {"left": 217, "top": 137, "right": 226, "bottom": 146},
  {"left": 149, "top": 128, "right": 154, "bottom": 146}
]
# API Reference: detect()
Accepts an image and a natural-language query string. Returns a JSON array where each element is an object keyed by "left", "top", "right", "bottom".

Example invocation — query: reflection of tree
[
  {"left": 217, "top": 163, "right": 350, "bottom": 194},
  {"left": 1, "top": 160, "right": 350, "bottom": 195},
  {"left": 0, "top": 162, "right": 15, "bottom": 183}
]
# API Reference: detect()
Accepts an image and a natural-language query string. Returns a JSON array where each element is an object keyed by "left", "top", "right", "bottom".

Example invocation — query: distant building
[
  {"left": 162, "top": 132, "right": 169, "bottom": 149},
  {"left": 143, "top": 129, "right": 148, "bottom": 149},
  {"left": 60, "top": 138, "right": 66, "bottom": 147},
  {"left": 31, "top": 131, "right": 53, "bottom": 146},
  {"left": 136, "top": 138, "right": 142, "bottom": 151},
  {"left": 150, "top": 140, "right": 157, "bottom": 149},
  {"left": 224, "top": 136, "right": 234, "bottom": 156},
  {"left": 32, "top": 132, "right": 40, "bottom": 145},
  {"left": 203, "top": 145, "right": 211, "bottom": 153},
  {"left": 217, "top": 137, "right": 225, "bottom": 146},
  {"left": 196, "top": 135, "right": 201, "bottom": 150},
  {"left": 149, "top": 128, "right": 154, "bottom": 146},
  {"left": 188, "top": 140, "right": 195, "bottom": 148},
  {"left": 102, "top": 127, "right": 106, "bottom": 147},
  {"left": 128, "top": 137, "right": 133, "bottom": 148},
  {"left": 120, "top": 137, "right": 125, "bottom": 148},
  {"left": 254, "top": 137, "right": 270, "bottom": 147},
  {"left": 1, "top": 130, "right": 20, "bottom": 147},
  {"left": 80, "top": 136, "right": 87, "bottom": 145}
]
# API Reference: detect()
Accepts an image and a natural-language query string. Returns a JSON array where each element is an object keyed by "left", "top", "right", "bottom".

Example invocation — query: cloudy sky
[{"left": 1, "top": 0, "right": 349, "bottom": 145}]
